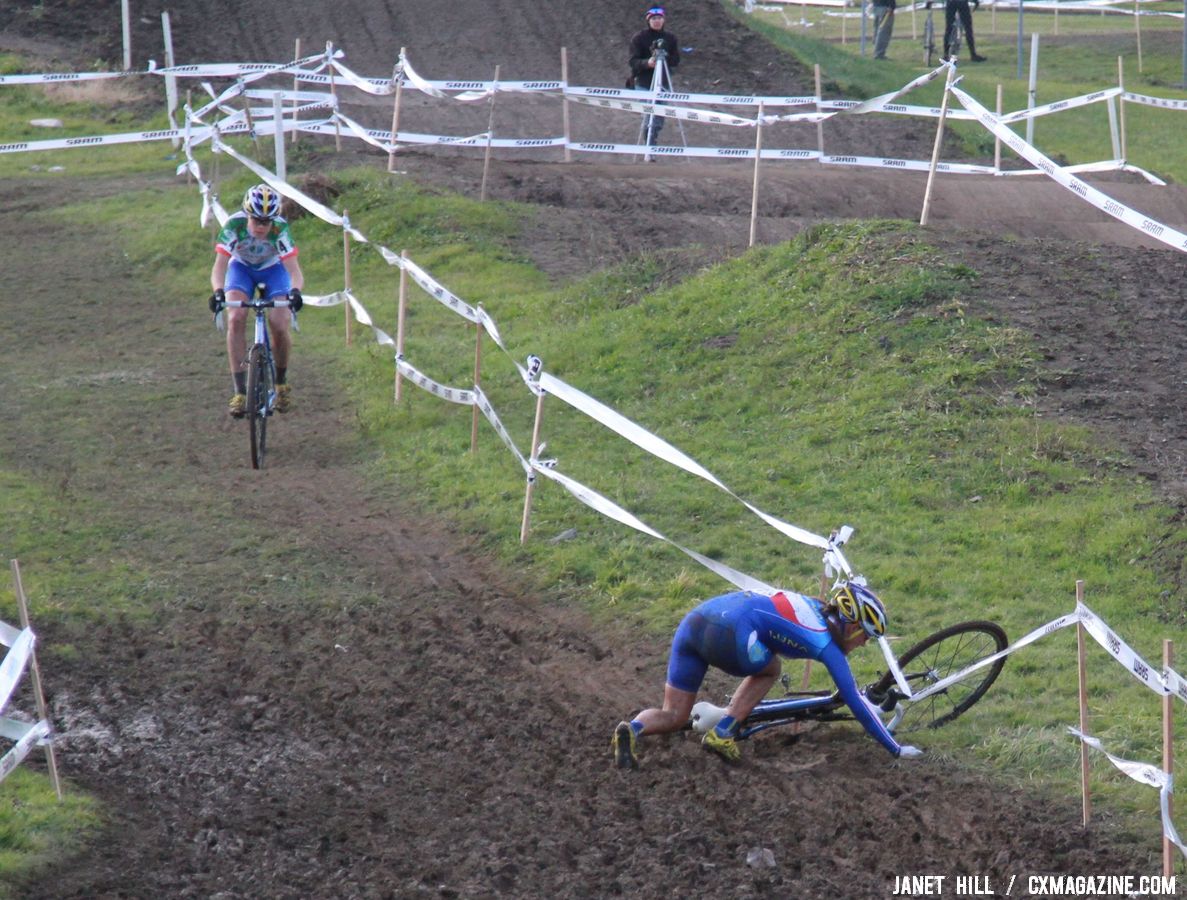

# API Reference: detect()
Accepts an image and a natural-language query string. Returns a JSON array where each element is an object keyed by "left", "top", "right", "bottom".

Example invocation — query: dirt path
[{"left": 0, "top": 173, "right": 1163, "bottom": 900}]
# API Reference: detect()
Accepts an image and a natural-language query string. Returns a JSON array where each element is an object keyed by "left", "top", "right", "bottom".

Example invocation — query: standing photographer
[{"left": 629, "top": 6, "right": 681, "bottom": 146}]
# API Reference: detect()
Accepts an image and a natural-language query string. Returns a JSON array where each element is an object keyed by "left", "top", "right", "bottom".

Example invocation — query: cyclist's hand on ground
[
  {"left": 898, "top": 745, "right": 925, "bottom": 759},
  {"left": 209, "top": 288, "right": 225, "bottom": 314},
  {"left": 288, "top": 288, "right": 303, "bottom": 312}
]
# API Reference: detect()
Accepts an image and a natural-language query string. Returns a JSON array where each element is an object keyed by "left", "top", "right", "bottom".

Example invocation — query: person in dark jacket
[{"left": 629, "top": 7, "right": 681, "bottom": 146}]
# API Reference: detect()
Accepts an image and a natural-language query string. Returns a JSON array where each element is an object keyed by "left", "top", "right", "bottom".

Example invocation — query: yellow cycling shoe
[
  {"left": 702, "top": 729, "right": 741, "bottom": 763},
  {"left": 612, "top": 721, "right": 638, "bottom": 770},
  {"left": 228, "top": 393, "right": 247, "bottom": 418}
]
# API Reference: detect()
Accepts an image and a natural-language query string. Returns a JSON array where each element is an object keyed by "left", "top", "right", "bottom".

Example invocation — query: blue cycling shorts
[
  {"left": 665, "top": 593, "right": 774, "bottom": 693},
  {"left": 225, "top": 259, "right": 290, "bottom": 299}
]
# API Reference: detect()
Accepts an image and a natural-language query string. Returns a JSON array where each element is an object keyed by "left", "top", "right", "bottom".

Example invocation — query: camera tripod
[{"left": 635, "top": 49, "right": 686, "bottom": 162}]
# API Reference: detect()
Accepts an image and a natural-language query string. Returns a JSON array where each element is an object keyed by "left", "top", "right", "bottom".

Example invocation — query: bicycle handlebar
[{"left": 218, "top": 298, "right": 293, "bottom": 310}]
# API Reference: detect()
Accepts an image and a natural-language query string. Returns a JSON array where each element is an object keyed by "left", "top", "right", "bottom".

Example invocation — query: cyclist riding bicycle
[
  {"left": 209, "top": 184, "right": 305, "bottom": 418},
  {"left": 612, "top": 581, "right": 924, "bottom": 768}
]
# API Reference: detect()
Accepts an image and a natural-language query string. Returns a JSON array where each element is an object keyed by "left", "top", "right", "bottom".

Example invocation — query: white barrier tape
[
  {"left": 154, "top": 51, "right": 335, "bottom": 79},
  {"left": 998, "top": 87, "right": 1122, "bottom": 126},
  {"left": 531, "top": 463, "right": 792, "bottom": 598},
  {"left": 0, "top": 715, "right": 43, "bottom": 743},
  {"left": 0, "top": 620, "right": 20, "bottom": 649},
  {"left": 333, "top": 112, "right": 397, "bottom": 154},
  {"left": 212, "top": 135, "right": 365, "bottom": 239},
  {"left": 1077, "top": 601, "right": 1169, "bottom": 696},
  {"left": 833, "top": 100, "right": 976, "bottom": 122},
  {"left": 566, "top": 86, "right": 818, "bottom": 107},
  {"left": 474, "top": 386, "right": 532, "bottom": 475},
  {"left": 1070, "top": 728, "right": 1187, "bottom": 861},
  {"left": 328, "top": 58, "right": 397, "bottom": 97},
  {"left": 0, "top": 719, "right": 50, "bottom": 786},
  {"left": 399, "top": 56, "right": 495, "bottom": 103},
  {"left": 1163, "top": 665, "right": 1187, "bottom": 707},
  {"left": 997, "top": 159, "right": 1165, "bottom": 185},
  {"left": 0, "top": 629, "right": 34, "bottom": 714},
  {"left": 899, "top": 611, "right": 1081, "bottom": 702},
  {"left": 0, "top": 70, "right": 139, "bottom": 85},
  {"left": 0, "top": 124, "right": 203, "bottom": 155},
  {"left": 243, "top": 88, "right": 334, "bottom": 103},
  {"left": 1125, "top": 91, "right": 1187, "bottom": 111},
  {"left": 952, "top": 84, "right": 1187, "bottom": 253},
  {"left": 536, "top": 371, "right": 831, "bottom": 551},
  {"left": 394, "top": 359, "right": 476, "bottom": 406},
  {"left": 402, "top": 258, "right": 482, "bottom": 324},
  {"left": 567, "top": 92, "right": 760, "bottom": 127}
]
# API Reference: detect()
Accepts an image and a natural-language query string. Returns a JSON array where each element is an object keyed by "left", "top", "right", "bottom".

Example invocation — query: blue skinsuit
[{"left": 667, "top": 590, "right": 901, "bottom": 756}]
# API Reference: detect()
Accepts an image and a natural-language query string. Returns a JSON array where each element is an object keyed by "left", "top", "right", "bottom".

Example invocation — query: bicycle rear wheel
[
  {"left": 246, "top": 343, "right": 271, "bottom": 469},
  {"left": 872, "top": 620, "right": 1007, "bottom": 731}
]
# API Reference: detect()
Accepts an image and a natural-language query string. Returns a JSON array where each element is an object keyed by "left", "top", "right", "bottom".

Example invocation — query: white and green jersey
[{"left": 215, "top": 211, "right": 297, "bottom": 269}]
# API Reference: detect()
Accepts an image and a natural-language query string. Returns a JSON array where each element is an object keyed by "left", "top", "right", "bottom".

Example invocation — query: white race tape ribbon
[
  {"left": 0, "top": 718, "right": 50, "bottom": 785},
  {"left": 0, "top": 629, "right": 35, "bottom": 713},
  {"left": 951, "top": 84, "right": 1187, "bottom": 252},
  {"left": 1076, "top": 601, "right": 1168, "bottom": 696},
  {"left": 1070, "top": 728, "right": 1187, "bottom": 860}
]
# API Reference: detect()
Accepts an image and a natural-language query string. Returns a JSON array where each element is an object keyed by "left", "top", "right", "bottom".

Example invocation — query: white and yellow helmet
[{"left": 830, "top": 581, "right": 888, "bottom": 638}]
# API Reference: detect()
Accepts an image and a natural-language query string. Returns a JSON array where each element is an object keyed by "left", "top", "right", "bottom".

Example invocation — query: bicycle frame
[
  {"left": 215, "top": 288, "right": 294, "bottom": 469},
  {"left": 690, "top": 619, "right": 1008, "bottom": 741}
]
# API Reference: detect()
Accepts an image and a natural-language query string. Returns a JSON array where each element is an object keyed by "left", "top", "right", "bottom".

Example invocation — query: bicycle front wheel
[
  {"left": 245, "top": 343, "right": 271, "bottom": 470},
  {"left": 873, "top": 621, "right": 1007, "bottom": 731}
]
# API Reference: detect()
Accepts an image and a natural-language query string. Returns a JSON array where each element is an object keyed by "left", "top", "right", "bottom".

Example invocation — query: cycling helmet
[
  {"left": 830, "top": 581, "right": 888, "bottom": 639},
  {"left": 243, "top": 183, "right": 282, "bottom": 220},
  {"left": 645, "top": 6, "right": 666, "bottom": 18}
]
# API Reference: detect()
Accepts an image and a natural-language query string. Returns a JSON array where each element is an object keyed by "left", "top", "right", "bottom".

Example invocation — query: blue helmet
[
  {"left": 645, "top": 6, "right": 666, "bottom": 19},
  {"left": 831, "top": 581, "right": 888, "bottom": 638}
]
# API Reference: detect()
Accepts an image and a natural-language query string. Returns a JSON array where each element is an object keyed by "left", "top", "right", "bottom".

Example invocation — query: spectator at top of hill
[{"left": 629, "top": 6, "right": 681, "bottom": 146}]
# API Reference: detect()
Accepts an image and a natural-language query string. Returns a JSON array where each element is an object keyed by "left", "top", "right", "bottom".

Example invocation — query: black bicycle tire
[
  {"left": 872, "top": 620, "right": 1007, "bottom": 730},
  {"left": 924, "top": 17, "right": 935, "bottom": 66},
  {"left": 246, "top": 343, "right": 269, "bottom": 470}
]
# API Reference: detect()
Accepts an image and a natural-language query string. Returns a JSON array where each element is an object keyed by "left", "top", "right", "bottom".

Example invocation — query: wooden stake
[
  {"left": 1134, "top": 0, "right": 1144, "bottom": 74},
  {"left": 481, "top": 65, "right": 501, "bottom": 202},
  {"left": 342, "top": 210, "right": 352, "bottom": 346},
  {"left": 520, "top": 389, "right": 547, "bottom": 543},
  {"left": 1118, "top": 57, "right": 1129, "bottom": 160},
  {"left": 1076, "top": 579, "right": 1091, "bottom": 828},
  {"left": 749, "top": 103, "right": 764, "bottom": 248},
  {"left": 994, "top": 83, "right": 1003, "bottom": 174},
  {"left": 470, "top": 320, "right": 483, "bottom": 454},
  {"left": 814, "top": 64, "right": 825, "bottom": 157},
  {"left": 395, "top": 250, "right": 408, "bottom": 403},
  {"left": 1163, "top": 639, "right": 1174, "bottom": 877},
  {"left": 241, "top": 81, "right": 263, "bottom": 160},
  {"left": 920, "top": 64, "right": 956, "bottom": 226},
  {"left": 328, "top": 43, "right": 342, "bottom": 152},
  {"left": 561, "top": 48, "right": 573, "bottom": 163},
  {"left": 291, "top": 39, "right": 301, "bottom": 145},
  {"left": 8, "top": 560, "right": 62, "bottom": 801},
  {"left": 388, "top": 48, "right": 406, "bottom": 173}
]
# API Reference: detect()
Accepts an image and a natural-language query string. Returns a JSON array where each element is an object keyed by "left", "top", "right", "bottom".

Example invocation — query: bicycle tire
[
  {"left": 924, "top": 16, "right": 935, "bottom": 66},
  {"left": 872, "top": 620, "right": 1007, "bottom": 730},
  {"left": 246, "top": 343, "right": 270, "bottom": 469}
]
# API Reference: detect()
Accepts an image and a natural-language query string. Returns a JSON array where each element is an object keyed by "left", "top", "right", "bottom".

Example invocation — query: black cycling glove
[
  {"left": 209, "top": 288, "right": 225, "bottom": 314},
  {"left": 288, "top": 288, "right": 304, "bottom": 312}
]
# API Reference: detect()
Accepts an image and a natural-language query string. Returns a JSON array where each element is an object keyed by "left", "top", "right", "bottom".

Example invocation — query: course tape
[
  {"left": 0, "top": 628, "right": 34, "bottom": 713},
  {"left": 1071, "top": 728, "right": 1187, "bottom": 860},
  {"left": 951, "top": 83, "right": 1187, "bottom": 252},
  {"left": 0, "top": 718, "right": 50, "bottom": 786},
  {"left": 536, "top": 372, "right": 830, "bottom": 551}
]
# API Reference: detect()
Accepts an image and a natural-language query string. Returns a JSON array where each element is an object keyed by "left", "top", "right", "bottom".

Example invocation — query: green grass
[{"left": 723, "top": 0, "right": 1187, "bottom": 181}]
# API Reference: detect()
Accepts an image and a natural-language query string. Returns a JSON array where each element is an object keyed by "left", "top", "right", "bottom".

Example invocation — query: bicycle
[
  {"left": 690, "top": 619, "right": 1008, "bottom": 740},
  {"left": 211, "top": 285, "right": 298, "bottom": 470},
  {"left": 923, "top": 1, "right": 966, "bottom": 65}
]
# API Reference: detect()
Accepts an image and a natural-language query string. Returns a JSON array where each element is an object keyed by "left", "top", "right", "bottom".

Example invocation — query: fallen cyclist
[{"left": 612, "top": 581, "right": 924, "bottom": 767}]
